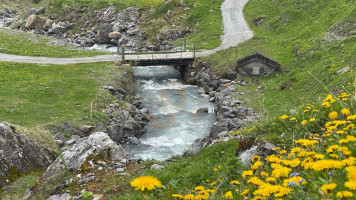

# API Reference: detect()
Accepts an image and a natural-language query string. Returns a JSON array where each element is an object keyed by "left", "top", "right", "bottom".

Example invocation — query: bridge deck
[{"left": 122, "top": 52, "right": 195, "bottom": 66}]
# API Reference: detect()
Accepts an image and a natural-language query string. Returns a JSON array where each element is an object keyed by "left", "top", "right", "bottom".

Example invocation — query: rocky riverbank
[
  {"left": 182, "top": 60, "right": 257, "bottom": 152},
  {"left": 0, "top": 5, "right": 189, "bottom": 51}
]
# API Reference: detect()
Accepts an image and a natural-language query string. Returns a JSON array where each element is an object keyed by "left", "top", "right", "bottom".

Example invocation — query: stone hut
[{"left": 236, "top": 53, "right": 280, "bottom": 76}]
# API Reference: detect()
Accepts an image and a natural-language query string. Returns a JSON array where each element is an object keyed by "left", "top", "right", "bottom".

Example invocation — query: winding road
[{"left": 0, "top": 0, "right": 253, "bottom": 65}]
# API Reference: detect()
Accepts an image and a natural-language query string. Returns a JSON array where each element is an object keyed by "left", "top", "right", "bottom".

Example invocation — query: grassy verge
[
  {"left": 0, "top": 175, "right": 39, "bottom": 200},
  {"left": 204, "top": 0, "right": 355, "bottom": 120},
  {"left": 0, "top": 61, "right": 133, "bottom": 132},
  {"left": 141, "top": 0, "right": 224, "bottom": 50},
  {"left": 52, "top": 0, "right": 165, "bottom": 10},
  {"left": 0, "top": 29, "right": 108, "bottom": 57}
]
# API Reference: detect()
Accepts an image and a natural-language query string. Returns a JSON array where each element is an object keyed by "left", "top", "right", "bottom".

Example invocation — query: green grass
[
  {"left": 52, "top": 0, "right": 165, "bottom": 10},
  {"left": 140, "top": 0, "right": 224, "bottom": 50},
  {"left": 0, "top": 61, "right": 121, "bottom": 128},
  {"left": 0, "top": 29, "right": 108, "bottom": 57},
  {"left": 204, "top": 0, "right": 356, "bottom": 120},
  {"left": 0, "top": 175, "right": 39, "bottom": 200}
]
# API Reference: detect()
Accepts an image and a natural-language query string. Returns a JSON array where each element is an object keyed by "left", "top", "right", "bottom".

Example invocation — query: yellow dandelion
[
  {"left": 279, "top": 115, "right": 288, "bottom": 120},
  {"left": 184, "top": 194, "right": 195, "bottom": 200},
  {"left": 329, "top": 111, "right": 338, "bottom": 120},
  {"left": 230, "top": 180, "right": 240, "bottom": 185},
  {"left": 336, "top": 191, "right": 354, "bottom": 198},
  {"left": 252, "top": 155, "right": 261, "bottom": 162},
  {"left": 310, "top": 118, "right": 316, "bottom": 122},
  {"left": 240, "top": 189, "right": 250, "bottom": 196},
  {"left": 242, "top": 170, "right": 253, "bottom": 179},
  {"left": 130, "top": 176, "right": 162, "bottom": 191},
  {"left": 195, "top": 186, "right": 205, "bottom": 191},
  {"left": 224, "top": 191, "right": 233, "bottom": 199},
  {"left": 321, "top": 183, "right": 337, "bottom": 194},
  {"left": 301, "top": 120, "right": 307, "bottom": 125},
  {"left": 344, "top": 180, "right": 356, "bottom": 190},
  {"left": 341, "top": 108, "right": 350, "bottom": 115},
  {"left": 172, "top": 194, "right": 185, "bottom": 199}
]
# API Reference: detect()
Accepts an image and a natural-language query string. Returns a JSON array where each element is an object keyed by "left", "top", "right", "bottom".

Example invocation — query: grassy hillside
[
  {"left": 140, "top": 0, "right": 224, "bottom": 49},
  {"left": 204, "top": 0, "right": 355, "bottom": 120},
  {"left": 0, "top": 61, "right": 123, "bottom": 129},
  {"left": 0, "top": 29, "right": 107, "bottom": 57}
]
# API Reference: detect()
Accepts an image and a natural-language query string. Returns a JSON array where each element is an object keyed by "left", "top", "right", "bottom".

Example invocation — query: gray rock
[
  {"left": 108, "top": 31, "right": 122, "bottom": 39},
  {"left": 42, "top": 19, "right": 53, "bottom": 31},
  {"left": 47, "top": 193, "right": 71, "bottom": 200},
  {"left": 53, "top": 132, "right": 66, "bottom": 143},
  {"left": 119, "top": 173, "right": 130, "bottom": 176},
  {"left": 209, "top": 121, "right": 229, "bottom": 137},
  {"left": 197, "top": 87, "right": 205, "bottom": 94},
  {"left": 54, "top": 140, "right": 64, "bottom": 148},
  {"left": 34, "top": 7, "right": 46, "bottom": 15},
  {"left": 43, "top": 132, "right": 125, "bottom": 179},
  {"left": 52, "top": 22, "right": 67, "bottom": 34},
  {"left": 62, "top": 122, "right": 75, "bottom": 133},
  {"left": 79, "top": 126, "right": 90, "bottom": 135},
  {"left": 116, "top": 168, "right": 125, "bottom": 172},
  {"left": 97, "top": 23, "right": 113, "bottom": 44},
  {"left": 196, "top": 107, "right": 209, "bottom": 113},
  {"left": 25, "top": 14, "right": 47, "bottom": 29},
  {"left": 126, "top": 137, "right": 140, "bottom": 145},
  {"left": 238, "top": 142, "right": 276, "bottom": 165},
  {"left": 77, "top": 173, "right": 95, "bottom": 184},
  {"left": 97, "top": 161, "right": 107, "bottom": 167},
  {"left": 336, "top": 66, "right": 350, "bottom": 75},
  {"left": 219, "top": 79, "right": 231, "bottom": 85},
  {"left": 0, "top": 122, "right": 54, "bottom": 188},
  {"left": 199, "top": 94, "right": 210, "bottom": 99},
  {"left": 150, "top": 164, "right": 164, "bottom": 170}
]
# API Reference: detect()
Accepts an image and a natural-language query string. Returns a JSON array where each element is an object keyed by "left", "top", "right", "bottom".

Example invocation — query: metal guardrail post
[
  {"left": 122, "top": 45, "right": 125, "bottom": 60},
  {"left": 193, "top": 45, "right": 196, "bottom": 59}
]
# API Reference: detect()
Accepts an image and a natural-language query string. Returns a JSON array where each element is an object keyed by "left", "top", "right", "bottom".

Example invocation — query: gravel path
[{"left": 0, "top": 0, "right": 252, "bottom": 64}]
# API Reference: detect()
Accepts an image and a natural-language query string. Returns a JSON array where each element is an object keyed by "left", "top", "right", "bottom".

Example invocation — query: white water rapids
[{"left": 122, "top": 66, "right": 216, "bottom": 161}]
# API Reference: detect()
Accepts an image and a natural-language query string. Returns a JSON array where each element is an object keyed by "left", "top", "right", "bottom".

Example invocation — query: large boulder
[
  {"left": 52, "top": 22, "right": 67, "bottom": 34},
  {"left": 0, "top": 122, "right": 54, "bottom": 188},
  {"left": 108, "top": 31, "right": 122, "bottom": 39},
  {"left": 97, "top": 23, "right": 113, "bottom": 44},
  {"left": 25, "top": 14, "right": 47, "bottom": 29},
  {"left": 43, "top": 132, "right": 125, "bottom": 179}
]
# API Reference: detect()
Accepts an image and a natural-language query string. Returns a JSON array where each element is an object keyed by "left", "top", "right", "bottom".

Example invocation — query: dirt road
[{"left": 0, "top": 0, "right": 253, "bottom": 64}]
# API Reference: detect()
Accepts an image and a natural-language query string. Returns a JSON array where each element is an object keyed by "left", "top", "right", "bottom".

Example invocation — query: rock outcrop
[
  {"left": 43, "top": 132, "right": 125, "bottom": 179},
  {"left": 0, "top": 122, "right": 54, "bottom": 188},
  {"left": 24, "top": 14, "right": 47, "bottom": 29}
]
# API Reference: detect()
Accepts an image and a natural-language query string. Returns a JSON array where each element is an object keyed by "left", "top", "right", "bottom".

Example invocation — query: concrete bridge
[{"left": 122, "top": 51, "right": 195, "bottom": 66}]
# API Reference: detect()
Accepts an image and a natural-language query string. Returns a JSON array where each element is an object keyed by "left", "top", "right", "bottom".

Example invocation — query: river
[{"left": 122, "top": 65, "right": 216, "bottom": 161}]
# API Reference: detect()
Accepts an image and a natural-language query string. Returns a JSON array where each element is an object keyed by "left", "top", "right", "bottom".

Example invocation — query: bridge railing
[{"left": 117, "top": 41, "right": 196, "bottom": 60}]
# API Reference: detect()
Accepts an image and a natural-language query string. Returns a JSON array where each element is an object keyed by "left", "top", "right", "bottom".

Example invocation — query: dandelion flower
[
  {"left": 130, "top": 176, "right": 162, "bottom": 191},
  {"left": 224, "top": 191, "right": 233, "bottom": 199},
  {"left": 309, "top": 118, "right": 315, "bottom": 122},
  {"left": 336, "top": 191, "right": 353, "bottom": 198},
  {"left": 240, "top": 189, "right": 250, "bottom": 196},
  {"left": 329, "top": 111, "right": 338, "bottom": 120},
  {"left": 184, "top": 194, "right": 195, "bottom": 200},
  {"left": 279, "top": 115, "right": 288, "bottom": 120},
  {"left": 230, "top": 180, "right": 240, "bottom": 185},
  {"left": 345, "top": 181, "right": 356, "bottom": 190},
  {"left": 242, "top": 170, "right": 253, "bottom": 179},
  {"left": 321, "top": 183, "right": 337, "bottom": 194},
  {"left": 301, "top": 120, "right": 307, "bottom": 125},
  {"left": 341, "top": 108, "right": 350, "bottom": 115},
  {"left": 252, "top": 155, "right": 261, "bottom": 162},
  {"left": 195, "top": 186, "right": 205, "bottom": 191},
  {"left": 172, "top": 194, "right": 184, "bottom": 199}
]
